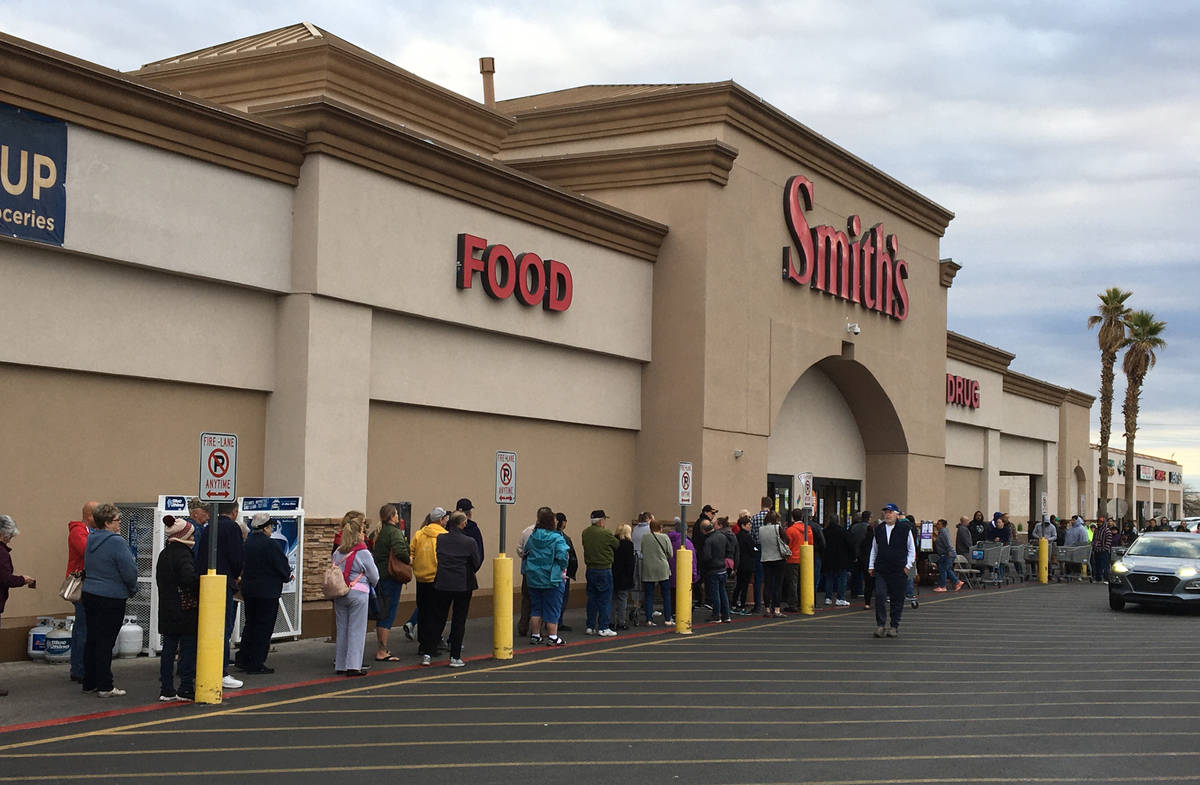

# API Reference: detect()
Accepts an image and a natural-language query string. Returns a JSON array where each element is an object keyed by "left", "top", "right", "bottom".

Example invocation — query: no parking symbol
[{"left": 199, "top": 432, "right": 238, "bottom": 502}]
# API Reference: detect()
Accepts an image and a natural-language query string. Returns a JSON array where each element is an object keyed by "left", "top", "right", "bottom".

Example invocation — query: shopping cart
[
  {"left": 970, "top": 543, "right": 1009, "bottom": 587},
  {"left": 1025, "top": 541, "right": 1055, "bottom": 579},
  {"left": 1055, "top": 544, "right": 1092, "bottom": 582}
]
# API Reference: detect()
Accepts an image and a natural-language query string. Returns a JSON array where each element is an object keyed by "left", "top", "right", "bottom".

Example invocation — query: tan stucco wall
[
  {"left": 945, "top": 465, "right": 983, "bottom": 521},
  {"left": 366, "top": 401, "right": 636, "bottom": 591},
  {"left": 369, "top": 311, "right": 641, "bottom": 430},
  {"left": 1002, "top": 393, "right": 1058, "bottom": 442},
  {"left": 946, "top": 421, "right": 985, "bottom": 469},
  {"left": 0, "top": 363, "right": 266, "bottom": 621},
  {"left": 767, "top": 365, "right": 866, "bottom": 481},
  {"left": 65, "top": 126, "right": 293, "bottom": 291},
  {"left": 0, "top": 242, "right": 277, "bottom": 389},
  {"left": 1058, "top": 401, "right": 1093, "bottom": 517},
  {"left": 296, "top": 155, "right": 654, "bottom": 362}
]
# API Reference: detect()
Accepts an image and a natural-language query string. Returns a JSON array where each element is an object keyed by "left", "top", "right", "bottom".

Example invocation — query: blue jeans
[
  {"left": 813, "top": 554, "right": 823, "bottom": 593},
  {"left": 557, "top": 580, "right": 571, "bottom": 624},
  {"left": 643, "top": 580, "right": 673, "bottom": 621},
  {"left": 160, "top": 633, "right": 197, "bottom": 695},
  {"left": 70, "top": 600, "right": 87, "bottom": 679},
  {"left": 585, "top": 568, "right": 614, "bottom": 630},
  {"left": 529, "top": 585, "right": 564, "bottom": 628},
  {"left": 937, "top": 553, "right": 959, "bottom": 588},
  {"left": 706, "top": 571, "right": 730, "bottom": 620},
  {"left": 824, "top": 570, "right": 847, "bottom": 602}
]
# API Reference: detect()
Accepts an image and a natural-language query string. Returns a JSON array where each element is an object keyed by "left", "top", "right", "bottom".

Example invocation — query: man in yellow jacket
[{"left": 411, "top": 507, "right": 448, "bottom": 665}]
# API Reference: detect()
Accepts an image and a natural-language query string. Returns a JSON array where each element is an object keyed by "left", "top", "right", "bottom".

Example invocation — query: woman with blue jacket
[
  {"left": 524, "top": 507, "right": 569, "bottom": 646},
  {"left": 81, "top": 503, "right": 137, "bottom": 697}
]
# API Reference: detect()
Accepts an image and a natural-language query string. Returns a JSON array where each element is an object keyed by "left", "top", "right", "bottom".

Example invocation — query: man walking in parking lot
[{"left": 868, "top": 503, "right": 915, "bottom": 638}]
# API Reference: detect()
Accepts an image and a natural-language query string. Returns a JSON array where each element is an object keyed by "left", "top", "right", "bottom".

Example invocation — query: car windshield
[{"left": 1127, "top": 538, "right": 1200, "bottom": 559}]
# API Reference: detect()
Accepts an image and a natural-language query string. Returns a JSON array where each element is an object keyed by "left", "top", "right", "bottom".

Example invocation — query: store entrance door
[
  {"left": 813, "top": 477, "right": 861, "bottom": 526},
  {"left": 766, "top": 474, "right": 793, "bottom": 516}
]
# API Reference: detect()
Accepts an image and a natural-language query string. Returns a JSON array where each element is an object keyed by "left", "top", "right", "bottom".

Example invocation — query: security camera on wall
[{"left": 846, "top": 323, "right": 861, "bottom": 335}]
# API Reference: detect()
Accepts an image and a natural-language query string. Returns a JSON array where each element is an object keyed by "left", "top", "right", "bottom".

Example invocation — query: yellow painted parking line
[
  {"left": 327, "top": 687, "right": 1200, "bottom": 700},
  {"left": 104, "top": 714, "right": 1200, "bottom": 734},
  {"left": 6, "top": 728, "right": 1196, "bottom": 757},
  {"left": 5, "top": 750, "right": 1199, "bottom": 782}
]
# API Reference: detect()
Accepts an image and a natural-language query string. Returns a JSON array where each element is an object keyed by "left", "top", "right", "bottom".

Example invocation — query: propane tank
[
  {"left": 27, "top": 617, "right": 54, "bottom": 660},
  {"left": 113, "top": 616, "right": 143, "bottom": 658},
  {"left": 45, "top": 619, "right": 73, "bottom": 663}
]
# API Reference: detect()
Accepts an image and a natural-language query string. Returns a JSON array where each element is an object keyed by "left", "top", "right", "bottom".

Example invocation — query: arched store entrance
[
  {"left": 1071, "top": 464, "right": 1087, "bottom": 517},
  {"left": 767, "top": 356, "right": 908, "bottom": 523}
]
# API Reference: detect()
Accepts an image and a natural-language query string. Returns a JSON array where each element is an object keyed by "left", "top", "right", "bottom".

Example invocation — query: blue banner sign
[
  {"left": 240, "top": 496, "right": 302, "bottom": 512},
  {"left": 1, "top": 103, "right": 66, "bottom": 246}
]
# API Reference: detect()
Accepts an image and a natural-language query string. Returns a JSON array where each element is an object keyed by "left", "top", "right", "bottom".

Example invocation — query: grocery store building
[{"left": 0, "top": 24, "right": 1101, "bottom": 656}]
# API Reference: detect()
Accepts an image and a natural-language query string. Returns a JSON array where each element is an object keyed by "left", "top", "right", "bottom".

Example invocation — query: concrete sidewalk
[{"left": 0, "top": 599, "right": 751, "bottom": 731}]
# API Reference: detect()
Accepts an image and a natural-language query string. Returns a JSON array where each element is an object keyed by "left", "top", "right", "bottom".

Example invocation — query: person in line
[
  {"left": 690, "top": 507, "right": 715, "bottom": 609},
  {"left": 857, "top": 515, "right": 877, "bottom": 609},
  {"left": 412, "top": 507, "right": 449, "bottom": 665},
  {"left": 783, "top": 509, "right": 811, "bottom": 609},
  {"left": 155, "top": 516, "right": 198, "bottom": 701},
  {"left": 847, "top": 511, "right": 871, "bottom": 600},
  {"left": 955, "top": 516, "right": 973, "bottom": 558},
  {"left": 758, "top": 510, "right": 788, "bottom": 617},
  {"left": 932, "top": 519, "right": 964, "bottom": 592},
  {"left": 666, "top": 520, "right": 697, "bottom": 620},
  {"left": 371, "top": 503, "right": 410, "bottom": 662},
  {"left": 194, "top": 501, "right": 245, "bottom": 691},
  {"left": 700, "top": 517, "right": 734, "bottom": 623},
  {"left": 611, "top": 523, "right": 636, "bottom": 630},
  {"left": 868, "top": 503, "right": 915, "bottom": 638},
  {"left": 1063, "top": 514, "right": 1090, "bottom": 578},
  {"left": 432, "top": 511, "right": 482, "bottom": 667},
  {"left": 81, "top": 504, "right": 137, "bottom": 697},
  {"left": 515, "top": 515, "right": 538, "bottom": 638},
  {"left": 1031, "top": 516, "right": 1058, "bottom": 546},
  {"left": 0, "top": 514, "right": 36, "bottom": 698},
  {"left": 331, "top": 512, "right": 379, "bottom": 675},
  {"left": 640, "top": 518, "right": 675, "bottom": 626},
  {"left": 732, "top": 514, "right": 756, "bottom": 613},
  {"left": 968, "top": 511, "right": 987, "bottom": 545},
  {"left": 237, "top": 513, "right": 292, "bottom": 675},
  {"left": 525, "top": 507, "right": 569, "bottom": 645},
  {"left": 822, "top": 514, "right": 853, "bottom": 606},
  {"left": 746, "top": 497, "right": 772, "bottom": 614},
  {"left": 456, "top": 498, "right": 485, "bottom": 563},
  {"left": 581, "top": 509, "right": 619, "bottom": 637},
  {"left": 65, "top": 501, "right": 97, "bottom": 684},
  {"left": 555, "top": 512, "right": 578, "bottom": 632},
  {"left": 1090, "top": 515, "right": 1114, "bottom": 583}
]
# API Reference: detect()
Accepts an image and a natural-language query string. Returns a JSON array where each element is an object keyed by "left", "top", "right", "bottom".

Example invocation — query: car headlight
[
  {"left": 1112, "top": 562, "right": 1130, "bottom": 574},
  {"left": 1177, "top": 566, "right": 1198, "bottom": 579}
]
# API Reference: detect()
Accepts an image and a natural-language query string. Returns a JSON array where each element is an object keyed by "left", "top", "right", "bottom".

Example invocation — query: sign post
[
  {"left": 196, "top": 432, "right": 237, "bottom": 705},
  {"left": 675, "top": 462, "right": 693, "bottom": 635},
  {"left": 493, "top": 450, "right": 517, "bottom": 660}
]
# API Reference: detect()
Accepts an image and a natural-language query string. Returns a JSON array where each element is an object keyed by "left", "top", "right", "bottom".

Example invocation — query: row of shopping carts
[{"left": 958, "top": 542, "right": 1094, "bottom": 588}]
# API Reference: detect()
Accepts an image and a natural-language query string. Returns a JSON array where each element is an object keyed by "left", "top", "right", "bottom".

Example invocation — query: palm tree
[
  {"left": 1087, "top": 288, "right": 1132, "bottom": 519},
  {"left": 1121, "top": 310, "right": 1167, "bottom": 525}
]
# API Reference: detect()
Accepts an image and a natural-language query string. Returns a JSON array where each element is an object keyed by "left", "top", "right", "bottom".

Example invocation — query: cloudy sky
[{"left": 4, "top": 1, "right": 1197, "bottom": 485}]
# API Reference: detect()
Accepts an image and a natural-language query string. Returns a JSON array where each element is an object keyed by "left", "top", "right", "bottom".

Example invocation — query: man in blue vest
[{"left": 867, "top": 503, "right": 915, "bottom": 638}]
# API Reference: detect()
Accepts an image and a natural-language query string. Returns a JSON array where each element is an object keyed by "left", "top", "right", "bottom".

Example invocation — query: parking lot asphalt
[{"left": 2, "top": 580, "right": 1198, "bottom": 785}]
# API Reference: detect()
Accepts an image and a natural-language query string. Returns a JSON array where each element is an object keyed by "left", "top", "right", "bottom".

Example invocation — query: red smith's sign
[{"left": 781, "top": 175, "right": 910, "bottom": 320}]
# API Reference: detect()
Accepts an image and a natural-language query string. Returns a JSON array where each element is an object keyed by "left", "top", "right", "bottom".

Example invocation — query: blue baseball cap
[
  {"left": 882, "top": 503, "right": 900, "bottom": 512},
  {"left": 993, "top": 511, "right": 1004, "bottom": 521}
]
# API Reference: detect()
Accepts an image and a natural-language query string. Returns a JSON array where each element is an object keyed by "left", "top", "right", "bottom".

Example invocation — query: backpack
[{"left": 322, "top": 546, "right": 363, "bottom": 599}]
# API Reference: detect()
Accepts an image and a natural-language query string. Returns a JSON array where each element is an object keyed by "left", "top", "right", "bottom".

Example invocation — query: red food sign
[{"left": 456, "top": 233, "right": 572, "bottom": 312}]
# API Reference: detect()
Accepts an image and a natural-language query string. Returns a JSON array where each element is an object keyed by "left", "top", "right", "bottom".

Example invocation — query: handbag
[
  {"left": 59, "top": 570, "right": 83, "bottom": 603},
  {"left": 775, "top": 526, "right": 792, "bottom": 559},
  {"left": 388, "top": 550, "right": 413, "bottom": 584},
  {"left": 322, "top": 549, "right": 362, "bottom": 599}
]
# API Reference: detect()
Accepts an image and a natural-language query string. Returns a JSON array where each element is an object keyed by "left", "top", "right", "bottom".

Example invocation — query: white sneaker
[
  {"left": 421, "top": 654, "right": 432, "bottom": 666},
  {"left": 824, "top": 598, "right": 833, "bottom": 605},
  {"left": 448, "top": 658, "right": 465, "bottom": 668},
  {"left": 597, "top": 628, "right": 618, "bottom": 637},
  {"left": 835, "top": 599, "right": 850, "bottom": 607},
  {"left": 222, "top": 675, "right": 243, "bottom": 690},
  {"left": 97, "top": 687, "right": 126, "bottom": 698},
  {"left": 651, "top": 610, "right": 663, "bottom": 617},
  {"left": 585, "top": 628, "right": 596, "bottom": 635}
]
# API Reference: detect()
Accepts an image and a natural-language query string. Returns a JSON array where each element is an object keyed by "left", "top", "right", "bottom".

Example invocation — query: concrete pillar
[
  {"left": 981, "top": 428, "right": 1001, "bottom": 515},
  {"left": 265, "top": 293, "right": 372, "bottom": 517}
]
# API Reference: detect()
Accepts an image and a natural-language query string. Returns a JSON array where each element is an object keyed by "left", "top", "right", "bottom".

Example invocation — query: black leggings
[
  {"left": 763, "top": 560, "right": 787, "bottom": 609},
  {"left": 81, "top": 592, "right": 126, "bottom": 692}
]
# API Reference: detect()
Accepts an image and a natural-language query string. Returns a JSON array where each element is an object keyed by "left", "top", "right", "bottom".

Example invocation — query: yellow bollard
[
  {"left": 674, "top": 548, "right": 692, "bottom": 634},
  {"left": 798, "top": 544, "right": 814, "bottom": 615},
  {"left": 194, "top": 570, "right": 226, "bottom": 704},
  {"left": 492, "top": 554, "right": 513, "bottom": 660},
  {"left": 1038, "top": 538, "right": 1049, "bottom": 584}
]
